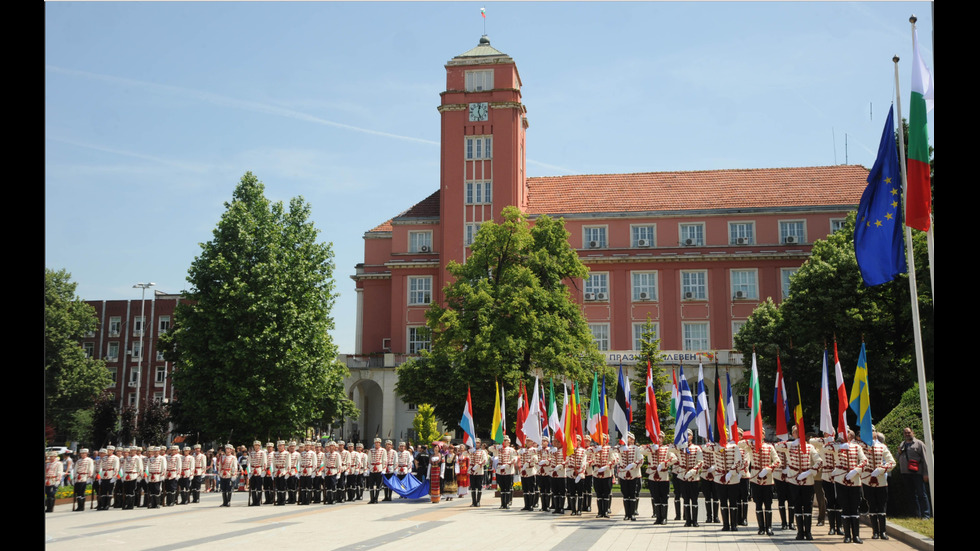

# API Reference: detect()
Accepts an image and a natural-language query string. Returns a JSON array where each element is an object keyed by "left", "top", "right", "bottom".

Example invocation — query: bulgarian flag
[
  {"left": 749, "top": 352, "right": 764, "bottom": 454},
  {"left": 491, "top": 381, "right": 504, "bottom": 444},
  {"left": 907, "top": 23, "right": 933, "bottom": 231}
]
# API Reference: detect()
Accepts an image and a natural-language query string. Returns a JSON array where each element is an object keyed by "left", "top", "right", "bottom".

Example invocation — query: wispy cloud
[{"left": 46, "top": 65, "right": 440, "bottom": 146}]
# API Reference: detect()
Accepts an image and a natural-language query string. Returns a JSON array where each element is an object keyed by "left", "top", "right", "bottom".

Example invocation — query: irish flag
[{"left": 907, "top": 23, "right": 933, "bottom": 231}]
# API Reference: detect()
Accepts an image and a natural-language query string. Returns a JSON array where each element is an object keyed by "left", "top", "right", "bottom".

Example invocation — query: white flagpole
[{"left": 893, "top": 52, "right": 935, "bottom": 515}]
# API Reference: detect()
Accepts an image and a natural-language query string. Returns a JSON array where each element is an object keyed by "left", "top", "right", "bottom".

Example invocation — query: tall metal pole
[{"left": 132, "top": 282, "right": 155, "bottom": 432}]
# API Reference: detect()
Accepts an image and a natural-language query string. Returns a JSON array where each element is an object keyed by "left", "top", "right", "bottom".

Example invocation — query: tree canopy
[
  {"left": 161, "top": 172, "right": 354, "bottom": 443},
  {"left": 734, "top": 212, "right": 933, "bottom": 430},
  {"left": 628, "top": 319, "right": 672, "bottom": 444},
  {"left": 45, "top": 268, "right": 111, "bottom": 436},
  {"left": 396, "top": 206, "right": 608, "bottom": 431}
]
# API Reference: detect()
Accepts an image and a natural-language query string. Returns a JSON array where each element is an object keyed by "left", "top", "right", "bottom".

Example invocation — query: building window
[
  {"left": 133, "top": 316, "right": 145, "bottom": 337},
  {"left": 153, "top": 392, "right": 164, "bottom": 404},
  {"left": 682, "top": 322, "right": 709, "bottom": 351},
  {"left": 465, "top": 136, "right": 492, "bottom": 160},
  {"left": 408, "top": 326, "right": 430, "bottom": 354},
  {"left": 584, "top": 273, "right": 609, "bottom": 301},
  {"left": 729, "top": 221, "right": 755, "bottom": 245},
  {"left": 131, "top": 341, "right": 142, "bottom": 359},
  {"left": 681, "top": 270, "right": 707, "bottom": 300},
  {"left": 107, "top": 342, "right": 119, "bottom": 361},
  {"left": 737, "top": 395, "right": 749, "bottom": 409},
  {"left": 583, "top": 226, "right": 607, "bottom": 249},
  {"left": 732, "top": 320, "right": 747, "bottom": 347},
  {"left": 155, "top": 366, "right": 167, "bottom": 385},
  {"left": 631, "top": 224, "right": 656, "bottom": 248},
  {"left": 129, "top": 368, "right": 140, "bottom": 385},
  {"left": 831, "top": 218, "right": 847, "bottom": 233},
  {"left": 156, "top": 349, "right": 165, "bottom": 361},
  {"left": 633, "top": 322, "right": 659, "bottom": 352},
  {"left": 589, "top": 323, "right": 610, "bottom": 351},
  {"left": 631, "top": 271, "right": 658, "bottom": 301},
  {"left": 82, "top": 342, "right": 95, "bottom": 358},
  {"left": 158, "top": 316, "right": 171, "bottom": 334},
  {"left": 109, "top": 317, "right": 121, "bottom": 336},
  {"left": 679, "top": 223, "right": 705, "bottom": 246},
  {"left": 107, "top": 367, "right": 117, "bottom": 386},
  {"left": 408, "top": 403, "right": 417, "bottom": 411},
  {"left": 730, "top": 269, "right": 758, "bottom": 300},
  {"left": 780, "top": 220, "right": 806, "bottom": 244},
  {"left": 128, "top": 393, "right": 137, "bottom": 406},
  {"left": 408, "top": 277, "right": 432, "bottom": 306},
  {"left": 781, "top": 268, "right": 798, "bottom": 300},
  {"left": 465, "top": 181, "right": 492, "bottom": 204},
  {"left": 465, "top": 69, "right": 494, "bottom": 92},
  {"left": 409, "top": 231, "right": 433, "bottom": 253},
  {"left": 465, "top": 222, "right": 483, "bottom": 246}
]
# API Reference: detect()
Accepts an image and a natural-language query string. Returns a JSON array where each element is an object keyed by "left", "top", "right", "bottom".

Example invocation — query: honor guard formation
[{"left": 47, "top": 425, "right": 897, "bottom": 544}]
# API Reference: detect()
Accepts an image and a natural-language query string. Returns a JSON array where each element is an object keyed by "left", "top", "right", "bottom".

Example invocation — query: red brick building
[{"left": 346, "top": 37, "right": 868, "bottom": 438}]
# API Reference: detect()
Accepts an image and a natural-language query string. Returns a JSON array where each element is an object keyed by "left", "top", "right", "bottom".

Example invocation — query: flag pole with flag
[
  {"left": 695, "top": 358, "right": 712, "bottom": 442},
  {"left": 516, "top": 381, "right": 527, "bottom": 447},
  {"left": 645, "top": 361, "right": 661, "bottom": 444},
  {"left": 613, "top": 364, "right": 632, "bottom": 444},
  {"left": 587, "top": 373, "right": 602, "bottom": 443},
  {"left": 848, "top": 342, "right": 873, "bottom": 444},
  {"left": 774, "top": 354, "right": 790, "bottom": 440},
  {"left": 673, "top": 365, "right": 696, "bottom": 447},
  {"left": 491, "top": 381, "right": 504, "bottom": 444},
  {"left": 725, "top": 368, "right": 739, "bottom": 443},
  {"left": 460, "top": 387, "right": 477, "bottom": 450},
  {"left": 833, "top": 339, "right": 849, "bottom": 440},
  {"left": 819, "top": 347, "right": 834, "bottom": 437},
  {"left": 748, "top": 351, "right": 764, "bottom": 454},
  {"left": 548, "top": 379, "right": 562, "bottom": 445},
  {"left": 522, "top": 377, "right": 543, "bottom": 446},
  {"left": 715, "top": 369, "right": 728, "bottom": 447}
]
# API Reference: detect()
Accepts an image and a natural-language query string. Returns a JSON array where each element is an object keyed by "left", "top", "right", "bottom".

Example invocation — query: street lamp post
[{"left": 132, "top": 282, "right": 155, "bottom": 432}]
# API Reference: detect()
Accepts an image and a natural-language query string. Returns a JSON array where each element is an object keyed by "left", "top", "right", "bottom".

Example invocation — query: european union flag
[{"left": 854, "top": 105, "right": 907, "bottom": 286}]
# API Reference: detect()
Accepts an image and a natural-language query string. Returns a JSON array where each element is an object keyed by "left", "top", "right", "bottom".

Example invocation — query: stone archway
[{"left": 346, "top": 377, "right": 384, "bottom": 444}]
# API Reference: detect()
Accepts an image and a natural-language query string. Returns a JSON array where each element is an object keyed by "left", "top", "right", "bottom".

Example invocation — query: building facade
[
  {"left": 349, "top": 36, "right": 869, "bottom": 438},
  {"left": 81, "top": 292, "right": 182, "bottom": 413}
]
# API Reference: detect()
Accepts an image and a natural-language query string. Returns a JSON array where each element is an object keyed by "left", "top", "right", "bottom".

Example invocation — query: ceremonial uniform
[
  {"left": 700, "top": 441, "right": 720, "bottom": 524},
  {"left": 383, "top": 442, "right": 396, "bottom": 501},
  {"left": 355, "top": 445, "right": 369, "bottom": 500},
  {"left": 273, "top": 442, "right": 291, "bottom": 506},
  {"left": 644, "top": 443, "right": 676, "bottom": 524},
  {"left": 593, "top": 441, "right": 618, "bottom": 518},
  {"left": 862, "top": 437, "right": 896, "bottom": 539},
  {"left": 322, "top": 443, "right": 341, "bottom": 504},
  {"left": 98, "top": 448, "right": 119, "bottom": 510},
  {"left": 313, "top": 444, "right": 325, "bottom": 503},
  {"left": 337, "top": 442, "right": 350, "bottom": 503},
  {"left": 518, "top": 443, "right": 539, "bottom": 510},
  {"left": 496, "top": 439, "right": 518, "bottom": 509},
  {"left": 549, "top": 445, "right": 566, "bottom": 514},
  {"left": 298, "top": 444, "right": 316, "bottom": 505},
  {"left": 192, "top": 447, "right": 207, "bottom": 503},
  {"left": 736, "top": 437, "right": 753, "bottom": 526},
  {"left": 287, "top": 443, "right": 300, "bottom": 504},
  {"left": 535, "top": 442, "right": 553, "bottom": 512},
  {"left": 715, "top": 440, "right": 745, "bottom": 530},
  {"left": 121, "top": 449, "right": 143, "bottom": 510},
  {"left": 145, "top": 448, "right": 166, "bottom": 509},
  {"left": 835, "top": 438, "right": 868, "bottom": 543},
  {"left": 72, "top": 451, "right": 95, "bottom": 512},
  {"left": 45, "top": 453, "right": 64, "bottom": 513},
  {"left": 674, "top": 440, "right": 704, "bottom": 526},
  {"left": 165, "top": 447, "right": 181, "bottom": 506},
  {"left": 467, "top": 443, "right": 488, "bottom": 507},
  {"left": 248, "top": 443, "right": 268, "bottom": 506},
  {"left": 565, "top": 442, "right": 589, "bottom": 515},
  {"left": 179, "top": 448, "right": 193, "bottom": 504},
  {"left": 368, "top": 440, "right": 387, "bottom": 503},
  {"left": 773, "top": 439, "right": 795, "bottom": 530},
  {"left": 218, "top": 445, "right": 240, "bottom": 507},
  {"left": 784, "top": 438, "right": 822, "bottom": 540},
  {"left": 749, "top": 439, "right": 780, "bottom": 535},
  {"left": 617, "top": 438, "right": 644, "bottom": 521},
  {"left": 818, "top": 437, "right": 841, "bottom": 535}
]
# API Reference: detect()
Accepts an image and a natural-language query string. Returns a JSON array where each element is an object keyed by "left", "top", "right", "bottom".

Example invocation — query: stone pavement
[{"left": 44, "top": 491, "right": 928, "bottom": 551}]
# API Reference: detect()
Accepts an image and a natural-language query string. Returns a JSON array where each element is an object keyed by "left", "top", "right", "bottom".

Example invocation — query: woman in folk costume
[
  {"left": 455, "top": 444, "right": 470, "bottom": 500},
  {"left": 428, "top": 441, "right": 444, "bottom": 503},
  {"left": 443, "top": 443, "right": 458, "bottom": 500}
]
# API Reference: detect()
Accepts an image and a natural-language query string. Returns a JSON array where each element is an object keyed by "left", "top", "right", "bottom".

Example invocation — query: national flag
[
  {"left": 833, "top": 341, "right": 848, "bottom": 440},
  {"left": 515, "top": 381, "right": 527, "bottom": 446},
  {"left": 622, "top": 360, "right": 633, "bottom": 423},
  {"left": 480, "top": 7, "right": 486, "bottom": 19},
  {"left": 694, "top": 360, "right": 711, "bottom": 441},
  {"left": 673, "top": 365, "right": 697, "bottom": 447},
  {"left": 725, "top": 369, "right": 739, "bottom": 443},
  {"left": 848, "top": 342, "right": 874, "bottom": 444},
  {"left": 548, "top": 379, "right": 562, "bottom": 445},
  {"left": 645, "top": 361, "right": 661, "bottom": 443},
  {"left": 907, "top": 23, "right": 933, "bottom": 231},
  {"left": 855, "top": 105, "right": 907, "bottom": 286},
  {"left": 794, "top": 382, "right": 806, "bottom": 444},
  {"left": 774, "top": 355, "right": 790, "bottom": 440},
  {"left": 460, "top": 386, "right": 477, "bottom": 450},
  {"left": 670, "top": 367, "right": 679, "bottom": 419},
  {"left": 819, "top": 348, "right": 834, "bottom": 437},
  {"left": 562, "top": 383, "right": 573, "bottom": 455},
  {"left": 501, "top": 382, "right": 507, "bottom": 437},
  {"left": 748, "top": 352, "right": 764, "bottom": 454},
  {"left": 522, "top": 377, "right": 543, "bottom": 446},
  {"left": 612, "top": 364, "right": 631, "bottom": 444},
  {"left": 600, "top": 374, "right": 608, "bottom": 439},
  {"left": 716, "top": 373, "right": 728, "bottom": 447},
  {"left": 587, "top": 373, "right": 602, "bottom": 443},
  {"left": 539, "top": 382, "right": 549, "bottom": 438},
  {"left": 491, "top": 381, "right": 504, "bottom": 444}
]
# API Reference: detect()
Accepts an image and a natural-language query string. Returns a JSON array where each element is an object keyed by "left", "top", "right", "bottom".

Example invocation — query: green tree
[
  {"left": 628, "top": 319, "right": 672, "bottom": 444},
  {"left": 396, "top": 207, "right": 608, "bottom": 428},
  {"left": 161, "top": 172, "right": 354, "bottom": 442},
  {"left": 118, "top": 405, "right": 136, "bottom": 445},
  {"left": 91, "top": 391, "right": 118, "bottom": 448},
  {"left": 45, "top": 268, "right": 112, "bottom": 435},
  {"left": 137, "top": 400, "right": 171, "bottom": 446},
  {"left": 412, "top": 404, "right": 441, "bottom": 446},
  {"left": 734, "top": 213, "right": 933, "bottom": 428}
]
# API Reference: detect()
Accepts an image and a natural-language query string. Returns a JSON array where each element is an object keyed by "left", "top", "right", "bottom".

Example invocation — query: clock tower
[{"left": 438, "top": 36, "right": 529, "bottom": 274}]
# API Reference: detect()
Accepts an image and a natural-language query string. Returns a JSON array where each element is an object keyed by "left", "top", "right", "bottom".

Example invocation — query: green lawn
[{"left": 890, "top": 517, "right": 934, "bottom": 539}]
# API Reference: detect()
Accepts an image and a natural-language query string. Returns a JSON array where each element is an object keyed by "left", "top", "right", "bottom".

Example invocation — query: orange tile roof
[
  {"left": 368, "top": 189, "right": 441, "bottom": 233},
  {"left": 525, "top": 165, "right": 869, "bottom": 216}
]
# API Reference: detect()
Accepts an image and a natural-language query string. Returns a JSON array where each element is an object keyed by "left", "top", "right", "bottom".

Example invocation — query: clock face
[{"left": 469, "top": 102, "right": 489, "bottom": 121}]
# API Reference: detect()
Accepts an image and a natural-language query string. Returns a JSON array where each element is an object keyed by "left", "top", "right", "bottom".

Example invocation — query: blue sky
[{"left": 45, "top": 1, "right": 934, "bottom": 353}]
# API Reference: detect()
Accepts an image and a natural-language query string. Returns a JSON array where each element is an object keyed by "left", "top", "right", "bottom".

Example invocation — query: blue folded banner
[{"left": 382, "top": 473, "right": 430, "bottom": 499}]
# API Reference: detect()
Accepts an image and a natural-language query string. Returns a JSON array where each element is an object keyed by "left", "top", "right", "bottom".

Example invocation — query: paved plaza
[{"left": 43, "top": 490, "right": 928, "bottom": 551}]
